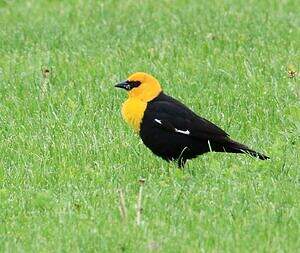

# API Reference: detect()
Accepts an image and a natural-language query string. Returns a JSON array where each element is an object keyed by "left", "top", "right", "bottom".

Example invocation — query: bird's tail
[{"left": 222, "top": 139, "right": 269, "bottom": 160}]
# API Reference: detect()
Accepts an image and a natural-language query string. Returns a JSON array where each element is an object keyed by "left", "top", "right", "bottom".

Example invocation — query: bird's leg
[
  {"left": 177, "top": 147, "right": 188, "bottom": 168},
  {"left": 177, "top": 157, "right": 187, "bottom": 168}
]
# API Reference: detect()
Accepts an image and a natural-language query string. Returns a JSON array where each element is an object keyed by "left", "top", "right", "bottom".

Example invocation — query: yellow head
[{"left": 115, "top": 72, "right": 162, "bottom": 102}]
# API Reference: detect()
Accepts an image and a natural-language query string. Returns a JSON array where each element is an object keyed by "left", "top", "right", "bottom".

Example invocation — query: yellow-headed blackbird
[{"left": 115, "top": 72, "right": 269, "bottom": 167}]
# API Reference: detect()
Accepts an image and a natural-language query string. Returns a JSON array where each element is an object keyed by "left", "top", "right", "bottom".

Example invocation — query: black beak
[{"left": 115, "top": 80, "right": 130, "bottom": 90}]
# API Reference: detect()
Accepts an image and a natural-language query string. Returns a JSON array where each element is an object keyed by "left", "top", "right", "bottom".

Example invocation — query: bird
[{"left": 115, "top": 72, "right": 269, "bottom": 167}]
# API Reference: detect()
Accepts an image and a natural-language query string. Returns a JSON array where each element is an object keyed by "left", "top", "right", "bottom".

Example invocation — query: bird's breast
[{"left": 121, "top": 98, "right": 147, "bottom": 132}]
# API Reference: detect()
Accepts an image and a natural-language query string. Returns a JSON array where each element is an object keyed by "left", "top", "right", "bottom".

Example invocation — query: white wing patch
[
  {"left": 175, "top": 128, "right": 190, "bottom": 135},
  {"left": 155, "top": 119, "right": 190, "bottom": 135},
  {"left": 154, "top": 119, "right": 162, "bottom": 125}
]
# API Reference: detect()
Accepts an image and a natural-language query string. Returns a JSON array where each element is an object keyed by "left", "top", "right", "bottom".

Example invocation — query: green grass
[{"left": 0, "top": 0, "right": 299, "bottom": 252}]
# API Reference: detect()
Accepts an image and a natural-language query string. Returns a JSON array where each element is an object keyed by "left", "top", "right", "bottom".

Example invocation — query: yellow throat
[
  {"left": 120, "top": 72, "right": 162, "bottom": 132},
  {"left": 121, "top": 98, "right": 147, "bottom": 132}
]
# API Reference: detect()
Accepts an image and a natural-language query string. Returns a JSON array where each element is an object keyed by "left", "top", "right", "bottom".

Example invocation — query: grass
[{"left": 0, "top": 0, "right": 299, "bottom": 252}]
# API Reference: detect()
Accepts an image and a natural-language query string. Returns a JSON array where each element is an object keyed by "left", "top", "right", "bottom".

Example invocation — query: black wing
[{"left": 144, "top": 92, "right": 229, "bottom": 141}]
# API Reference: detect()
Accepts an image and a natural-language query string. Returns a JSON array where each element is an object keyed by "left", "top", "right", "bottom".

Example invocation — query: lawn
[{"left": 0, "top": 0, "right": 299, "bottom": 252}]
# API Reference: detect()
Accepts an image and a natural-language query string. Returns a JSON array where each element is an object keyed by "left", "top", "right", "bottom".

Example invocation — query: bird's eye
[
  {"left": 127, "top": 80, "right": 141, "bottom": 90},
  {"left": 131, "top": 81, "right": 141, "bottom": 87}
]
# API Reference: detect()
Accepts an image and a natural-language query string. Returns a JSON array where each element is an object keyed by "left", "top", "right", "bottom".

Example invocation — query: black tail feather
[
  {"left": 223, "top": 139, "right": 269, "bottom": 160},
  {"left": 239, "top": 148, "right": 270, "bottom": 160}
]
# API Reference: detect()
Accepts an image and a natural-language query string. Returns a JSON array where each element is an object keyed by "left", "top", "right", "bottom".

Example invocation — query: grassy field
[{"left": 0, "top": 0, "right": 299, "bottom": 252}]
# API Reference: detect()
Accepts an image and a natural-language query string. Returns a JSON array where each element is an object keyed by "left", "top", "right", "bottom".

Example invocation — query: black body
[{"left": 140, "top": 92, "right": 269, "bottom": 167}]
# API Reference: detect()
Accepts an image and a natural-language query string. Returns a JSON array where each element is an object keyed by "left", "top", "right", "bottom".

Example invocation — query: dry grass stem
[
  {"left": 118, "top": 189, "right": 127, "bottom": 221},
  {"left": 136, "top": 178, "right": 145, "bottom": 226}
]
